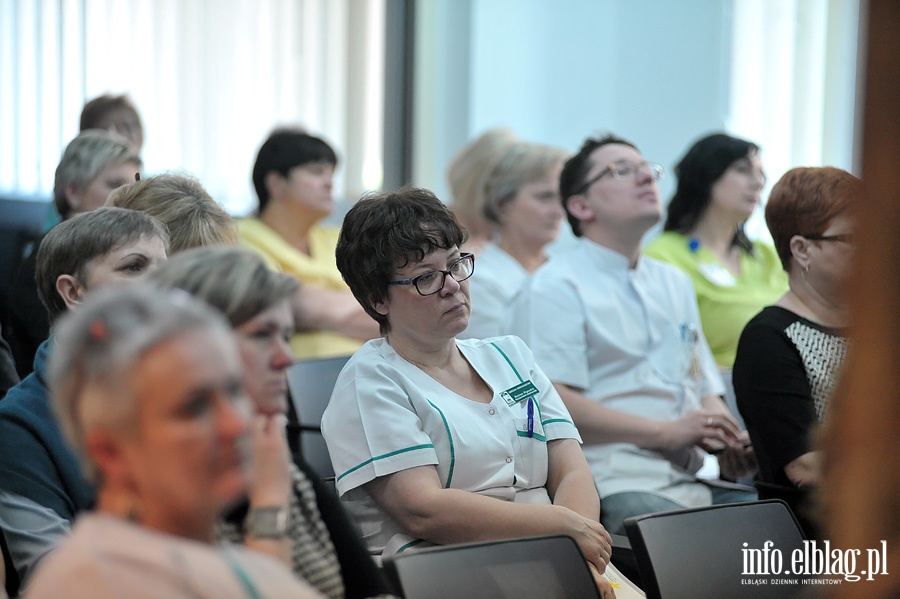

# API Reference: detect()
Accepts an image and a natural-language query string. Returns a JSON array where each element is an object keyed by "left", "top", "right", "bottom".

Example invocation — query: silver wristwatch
[{"left": 245, "top": 506, "right": 289, "bottom": 539}]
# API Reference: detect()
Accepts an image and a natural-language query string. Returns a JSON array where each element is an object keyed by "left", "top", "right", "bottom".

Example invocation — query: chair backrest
[
  {"left": 382, "top": 535, "right": 601, "bottom": 599},
  {"left": 0, "top": 197, "right": 49, "bottom": 323},
  {"left": 624, "top": 499, "right": 807, "bottom": 599},
  {"left": 754, "top": 482, "right": 820, "bottom": 540},
  {"left": 285, "top": 355, "right": 350, "bottom": 479}
]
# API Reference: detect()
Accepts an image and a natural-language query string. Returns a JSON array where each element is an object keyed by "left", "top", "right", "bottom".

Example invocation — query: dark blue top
[{"left": 0, "top": 338, "right": 95, "bottom": 521}]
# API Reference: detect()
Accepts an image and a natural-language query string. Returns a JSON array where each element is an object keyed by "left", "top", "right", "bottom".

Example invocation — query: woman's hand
[
  {"left": 248, "top": 413, "right": 292, "bottom": 506},
  {"left": 560, "top": 507, "right": 612, "bottom": 572},
  {"left": 587, "top": 562, "right": 616, "bottom": 599}
]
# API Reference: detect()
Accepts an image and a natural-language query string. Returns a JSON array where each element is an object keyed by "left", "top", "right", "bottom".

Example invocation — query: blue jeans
[{"left": 600, "top": 485, "right": 758, "bottom": 535}]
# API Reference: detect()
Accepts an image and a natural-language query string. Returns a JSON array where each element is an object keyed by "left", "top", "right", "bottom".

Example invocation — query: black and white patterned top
[
  {"left": 734, "top": 306, "right": 848, "bottom": 487},
  {"left": 785, "top": 320, "right": 849, "bottom": 422}
]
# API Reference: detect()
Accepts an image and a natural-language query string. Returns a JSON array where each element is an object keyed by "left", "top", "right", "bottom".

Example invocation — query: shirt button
[
  {"left": 488, "top": 408, "right": 496, "bottom": 415},
  {"left": 505, "top": 457, "right": 512, "bottom": 464}
]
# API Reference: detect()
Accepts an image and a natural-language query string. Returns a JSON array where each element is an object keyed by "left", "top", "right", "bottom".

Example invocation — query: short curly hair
[{"left": 336, "top": 187, "right": 467, "bottom": 334}]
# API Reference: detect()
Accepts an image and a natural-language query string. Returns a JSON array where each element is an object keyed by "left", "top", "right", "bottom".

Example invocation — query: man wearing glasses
[{"left": 508, "top": 134, "right": 756, "bottom": 535}]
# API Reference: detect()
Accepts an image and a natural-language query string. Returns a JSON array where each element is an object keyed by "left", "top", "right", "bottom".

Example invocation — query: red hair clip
[{"left": 89, "top": 320, "right": 106, "bottom": 340}]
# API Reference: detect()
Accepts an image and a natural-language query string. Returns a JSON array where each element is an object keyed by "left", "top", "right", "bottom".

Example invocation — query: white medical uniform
[
  {"left": 321, "top": 335, "right": 581, "bottom": 556},
  {"left": 459, "top": 243, "right": 529, "bottom": 340},
  {"left": 507, "top": 238, "right": 724, "bottom": 508}
]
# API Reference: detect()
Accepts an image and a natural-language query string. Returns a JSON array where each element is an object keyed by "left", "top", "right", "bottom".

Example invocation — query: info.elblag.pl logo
[{"left": 741, "top": 540, "right": 890, "bottom": 587}]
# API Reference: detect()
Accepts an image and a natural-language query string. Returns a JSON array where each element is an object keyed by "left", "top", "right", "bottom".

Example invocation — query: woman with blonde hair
[
  {"left": 446, "top": 128, "right": 519, "bottom": 254},
  {"left": 107, "top": 173, "right": 237, "bottom": 252},
  {"left": 459, "top": 140, "right": 567, "bottom": 339}
]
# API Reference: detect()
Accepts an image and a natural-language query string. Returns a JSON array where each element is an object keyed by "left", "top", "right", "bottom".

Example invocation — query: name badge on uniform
[{"left": 499, "top": 380, "right": 540, "bottom": 406}]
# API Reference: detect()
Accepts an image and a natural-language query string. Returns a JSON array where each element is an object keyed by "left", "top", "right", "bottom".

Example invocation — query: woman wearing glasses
[
  {"left": 644, "top": 133, "right": 788, "bottom": 379},
  {"left": 321, "top": 188, "right": 614, "bottom": 597},
  {"left": 733, "top": 167, "right": 858, "bottom": 530}
]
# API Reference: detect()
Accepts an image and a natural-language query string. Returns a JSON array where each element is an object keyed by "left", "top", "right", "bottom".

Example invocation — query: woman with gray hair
[
  {"left": 151, "top": 247, "right": 395, "bottom": 599},
  {"left": 6, "top": 129, "right": 142, "bottom": 379},
  {"left": 26, "top": 284, "right": 320, "bottom": 598},
  {"left": 52, "top": 129, "right": 141, "bottom": 222},
  {"left": 458, "top": 140, "right": 568, "bottom": 339}
]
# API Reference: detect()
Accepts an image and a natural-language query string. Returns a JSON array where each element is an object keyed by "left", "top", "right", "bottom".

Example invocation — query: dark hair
[
  {"left": 36, "top": 207, "right": 170, "bottom": 324},
  {"left": 664, "top": 133, "right": 760, "bottom": 254},
  {"left": 559, "top": 134, "right": 638, "bottom": 236},
  {"left": 765, "top": 167, "right": 860, "bottom": 271},
  {"left": 336, "top": 187, "right": 467, "bottom": 334},
  {"left": 79, "top": 94, "right": 144, "bottom": 151},
  {"left": 80, "top": 94, "right": 142, "bottom": 131},
  {"left": 251, "top": 127, "right": 338, "bottom": 213}
]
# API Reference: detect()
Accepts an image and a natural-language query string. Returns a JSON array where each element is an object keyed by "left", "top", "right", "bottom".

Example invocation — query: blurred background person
[
  {"left": 26, "top": 284, "right": 319, "bottom": 598},
  {"left": 323, "top": 188, "right": 614, "bottom": 597},
  {"left": 107, "top": 173, "right": 238, "bottom": 252},
  {"left": 459, "top": 141, "right": 567, "bottom": 339},
  {"left": 734, "top": 166, "right": 859, "bottom": 536},
  {"left": 239, "top": 128, "right": 378, "bottom": 361},
  {"left": 79, "top": 93, "right": 144, "bottom": 154},
  {"left": 152, "top": 247, "right": 395, "bottom": 599},
  {"left": 645, "top": 133, "right": 787, "bottom": 425},
  {"left": 0, "top": 208, "right": 169, "bottom": 595},
  {"left": 446, "top": 128, "right": 520, "bottom": 255},
  {"left": 5, "top": 130, "right": 141, "bottom": 379}
]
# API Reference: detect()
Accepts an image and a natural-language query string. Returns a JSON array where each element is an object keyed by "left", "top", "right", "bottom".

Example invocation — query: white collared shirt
[
  {"left": 459, "top": 242, "right": 530, "bottom": 340},
  {"left": 321, "top": 335, "right": 580, "bottom": 555},
  {"left": 507, "top": 237, "right": 723, "bottom": 506}
]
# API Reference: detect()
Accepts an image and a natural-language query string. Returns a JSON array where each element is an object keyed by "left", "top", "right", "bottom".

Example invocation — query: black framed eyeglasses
[
  {"left": 576, "top": 161, "right": 664, "bottom": 194},
  {"left": 803, "top": 233, "right": 853, "bottom": 244},
  {"left": 388, "top": 253, "right": 475, "bottom": 296}
]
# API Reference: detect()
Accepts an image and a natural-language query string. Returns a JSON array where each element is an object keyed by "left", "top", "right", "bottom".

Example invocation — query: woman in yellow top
[
  {"left": 644, "top": 133, "right": 788, "bottom": 405},
  {"left": 239, "top": 128, "right": 378, "bottom": 360}
]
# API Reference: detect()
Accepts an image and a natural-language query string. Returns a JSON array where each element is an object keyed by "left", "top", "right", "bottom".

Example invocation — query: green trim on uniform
[
  {"left": 397, "top": 539, "right": 425, "bottom": 554},
  {"left": 490, "top": 341, "right": 524, "bottom": 382},
  {"left": 336, "top": 443, "right": 436, "bottom": 482},
  {"left": 542, "top": 417, "right": 576, "bottom": 427},
  {"left": 516, "top": 430, "right": 547, "bottom": 442},
  {"left": 427, "top": 399, "right": 455, "bottom": 488}
]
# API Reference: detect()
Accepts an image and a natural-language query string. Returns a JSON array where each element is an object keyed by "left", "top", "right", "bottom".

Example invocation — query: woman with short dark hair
[
  {"left": 238, "top": 128, "right": 378, "bottom": 361},
  {"left": 323, "top": 187, "right": 614, "bottom": 597}
]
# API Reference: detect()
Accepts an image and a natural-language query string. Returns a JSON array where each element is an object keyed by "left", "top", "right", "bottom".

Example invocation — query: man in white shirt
[{"left": 507, "top": 134, "right": 756, "bottom": 534}]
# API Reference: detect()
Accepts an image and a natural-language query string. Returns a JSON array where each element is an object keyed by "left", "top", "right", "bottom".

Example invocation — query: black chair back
[
  {"left": 624, "top": 499, "right": 807, "bottom": 599},
  {"left": 285, "top": 355, "right": 350, "bottom": 479},
  {"left": 383, "top": 535, "right": 601, "bottom": 599}
]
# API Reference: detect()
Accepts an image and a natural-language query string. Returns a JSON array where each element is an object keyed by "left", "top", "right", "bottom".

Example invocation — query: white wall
[
  {"left": 415, "top": 0, "right": 735, "bottom": 209},
  {"left": 412, "top": 0, "right": 859, "bottom": 241}
]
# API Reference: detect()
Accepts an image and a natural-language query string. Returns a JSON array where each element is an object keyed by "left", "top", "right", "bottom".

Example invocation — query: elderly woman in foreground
[
  {"left": 26, "top": 285, "right": 319, "bottom": 598},
  {"left": 321, "top": 187, "right": 613, "bottom": 597}
]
